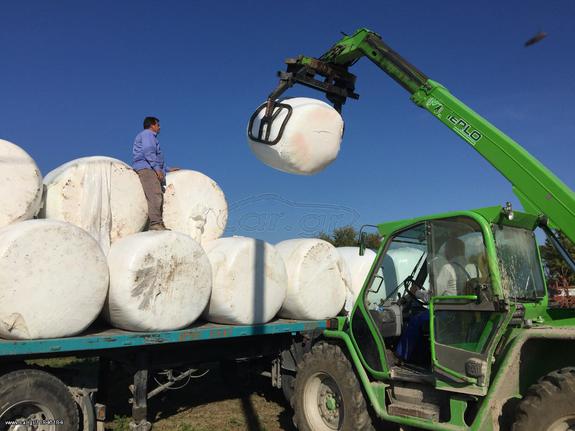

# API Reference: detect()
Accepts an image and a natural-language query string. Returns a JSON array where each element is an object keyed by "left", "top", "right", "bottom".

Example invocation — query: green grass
[
  {"left": 110, "top": 416, "right": 219, "bottom": 431},
  {"left": 26, "top": 356, "right": 97, "bottom": 368},
  {"left": 111, "top": 415, "right": 131, "bottom": 431},
  {"left": 176, "top": 424, "right": 210, "bottom": 431}
]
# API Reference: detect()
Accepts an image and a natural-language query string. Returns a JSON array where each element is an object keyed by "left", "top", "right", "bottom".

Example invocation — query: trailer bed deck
[{"left": 0, "top": 319, "right": 329, "bottom": 357}]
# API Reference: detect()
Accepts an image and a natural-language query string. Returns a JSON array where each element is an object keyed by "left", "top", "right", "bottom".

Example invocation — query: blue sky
[{"left": 1, "top": 1, "right": 573, "bottom": 243}]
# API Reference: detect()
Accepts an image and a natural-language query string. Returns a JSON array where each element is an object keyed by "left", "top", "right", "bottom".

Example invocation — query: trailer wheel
[
  {"left": 292, "top": 342, "right": 374, "bottom": 431},
  {"left": 0, "top": 369, "right": 79, "bottom": 431},
  {"left": 512, "top": 367, "right": 575, "bottom": 431}
]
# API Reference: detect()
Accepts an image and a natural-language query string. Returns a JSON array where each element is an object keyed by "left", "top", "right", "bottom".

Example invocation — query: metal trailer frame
[{"left": 0, "top": 318, "right": 330, "bottom": 430}]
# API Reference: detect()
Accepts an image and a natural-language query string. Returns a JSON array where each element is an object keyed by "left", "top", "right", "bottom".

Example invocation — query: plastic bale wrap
[
  {"left": 276, "top": 238, "right": 350, "bottom": 320},
  {"left": 105, "top": 231, "right": 212, "bottom": 331},
  {"left": 203, "top": 237, "right": 287, "bottom": 325},
  {"left": 41, "top": 156, "right": 147, "bottom": 254},
  {"left": 163, "top": 170, "right": 228, "bottom": 245},
  {"left": 0, "top": 220, "right": 109, "bottom": 340},
  {"left": 0, "top": 139, "right": 43, "bottom": 228},
  {"left": 337, "top": 247, "right": 377, "bottom": 313},
  {"left": 247, "top": 97, "right": 344, "bottom": 175}
]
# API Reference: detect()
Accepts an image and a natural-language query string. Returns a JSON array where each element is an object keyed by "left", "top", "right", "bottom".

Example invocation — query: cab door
[
  {"left": 427, "top": 217, "right": 511, "bottom": 395},
  {"left": 349, "top": 222, "right": 429, "bottom": 377}
]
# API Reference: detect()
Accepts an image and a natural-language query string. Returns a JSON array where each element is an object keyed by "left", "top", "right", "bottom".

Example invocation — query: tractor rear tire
[
  {"left": 512, "top": 367, "right": 575, "bottom": 431},
  {"left": 292, "top": 342, "right": 374, "bottom": 431}
]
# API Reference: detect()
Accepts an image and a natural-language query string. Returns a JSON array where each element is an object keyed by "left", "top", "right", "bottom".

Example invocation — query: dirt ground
[
  {"left": 32, "top": 358, "right": 394, "bottom": 431},
  {"left": 105, "top": 364, "right": 296, "bottom": 431}
]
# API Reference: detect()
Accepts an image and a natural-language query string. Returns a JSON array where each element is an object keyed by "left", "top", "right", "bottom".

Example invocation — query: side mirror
[
  {"left": 359, "top": 232, "right": 367, "bottom": 256},
  {"left": 358, "top": 224, "right": 380, "bottom": 256}
]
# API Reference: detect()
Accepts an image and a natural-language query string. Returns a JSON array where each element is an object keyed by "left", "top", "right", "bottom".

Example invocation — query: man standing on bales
[{"left": 133, "top": 116, "right": 168, "bottom": 231}]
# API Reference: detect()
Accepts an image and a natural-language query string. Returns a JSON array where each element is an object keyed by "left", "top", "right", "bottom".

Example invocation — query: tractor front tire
[
  {"left": 292, "top": 342, "right": 374, "bottom": 431},
  {"left": 512, "top": 367, "right": 575, "bottom": 431},
  {"left": 0, "top": 369, "right": 79, "bottom": 431}
]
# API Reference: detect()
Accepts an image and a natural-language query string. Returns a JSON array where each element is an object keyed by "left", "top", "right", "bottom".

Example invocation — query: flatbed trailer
[{"left": 0, "top": 318, "right": 332, "bottom": 431}]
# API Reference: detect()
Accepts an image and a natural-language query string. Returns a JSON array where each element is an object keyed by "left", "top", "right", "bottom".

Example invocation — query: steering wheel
[{"left": 399, "top": 276, "right": 428, "bottom": 306}]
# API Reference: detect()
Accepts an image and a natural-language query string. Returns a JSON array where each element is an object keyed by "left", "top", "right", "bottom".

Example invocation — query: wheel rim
[
  {"left": 547, "top": 414, "right": 575, "bottom": 431},
  {"left": 0, "top": 400, "right": 56, "bottom": 431},
  {"left": 303, "top": 372, "right": 343, "bottom": 431}
]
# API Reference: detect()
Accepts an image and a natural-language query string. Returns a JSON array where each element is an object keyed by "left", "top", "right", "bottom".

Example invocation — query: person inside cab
[
  {"left": 436, "top": 237, "right": 473, "bottom": 296},
  {"left": 395, "top": 237, "right": 476, "bottom": 366}
]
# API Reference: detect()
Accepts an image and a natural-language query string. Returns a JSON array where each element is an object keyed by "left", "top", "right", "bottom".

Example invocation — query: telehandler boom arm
[{"left": 260, "top": 28, "right": 575, "bottom": 246}]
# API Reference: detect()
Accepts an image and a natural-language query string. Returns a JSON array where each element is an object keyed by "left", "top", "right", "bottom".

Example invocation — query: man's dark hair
[{"left": 143, "top": 116, "right": 159, "bottom": 129}]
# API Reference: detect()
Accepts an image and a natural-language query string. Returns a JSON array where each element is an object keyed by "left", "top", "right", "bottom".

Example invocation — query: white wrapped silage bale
[
  {"left": 0, "top": 220, "right": 109, "bottom": 339},
  {"left": 247, "top": 97, "right": 344, "bottom": 175},
  {"left": 276, "top": 239, "right": 350, "bottom": 320},
  {"left": 163, "top": 170, "right": 228, "bottom": 245},
  {"left": 0, "top": 139, "right": 43, "bottom": 228},
  {"left": 337, "top": 247, "right": 377, "bottom": 312},
  {"left": 41, "top": 156, "right": 147, "bottom": 254},
  {"left": 203, "top": 237, "right": 287, "bottom": 325},
  {"left": 105, "top": 231, "right": 212, "bottom": 332}
]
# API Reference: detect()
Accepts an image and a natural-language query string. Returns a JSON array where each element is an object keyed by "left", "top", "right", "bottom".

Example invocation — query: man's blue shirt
[{"left": 132, "top": 129, "right": 165, "bottom": 172}]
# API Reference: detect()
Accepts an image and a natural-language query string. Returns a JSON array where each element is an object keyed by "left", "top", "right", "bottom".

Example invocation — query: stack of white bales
[
  {"left": 0, "top": 140, "right": 109, "bottom": 339},
  {"left": 1, "top": 136, "right": 363, "bottom": 337},
  {"left": 201, "top": 238, "right": 368, "bottom": 324},
  {"left": 41, "top": 161, "right": 227, "bottom": 332},
  {"left": 101, "top": 169, "right": 227, "bottom": 331},
  {"left": 42, "top": 161, "right": 229, "bottom": 250},
  {"left": 0, "top": 141, "right": 230, "bottom": 335}
]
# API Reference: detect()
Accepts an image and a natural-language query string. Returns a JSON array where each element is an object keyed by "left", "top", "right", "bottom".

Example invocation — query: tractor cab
[{"left": 349, "top": 206, "right": 546, "bottom": 403}]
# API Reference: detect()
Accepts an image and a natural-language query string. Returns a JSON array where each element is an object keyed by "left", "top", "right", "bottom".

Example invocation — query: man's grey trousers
[{"left": 137, "top": 169, "right": 163, "bottom": 226}]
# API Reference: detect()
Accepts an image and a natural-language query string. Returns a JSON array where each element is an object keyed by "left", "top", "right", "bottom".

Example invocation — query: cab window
[
  {"left": 365, "top": 223, "right": 428, "bottom": 310},
  {"left": 429, "top": 217, "right": 491, "bottom": 297},
  {"left": 494, "top": 225, "right": 546, "bottom": 299}
]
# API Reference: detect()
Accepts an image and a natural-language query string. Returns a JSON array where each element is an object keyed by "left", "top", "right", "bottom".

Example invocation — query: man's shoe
[{"left": 149, "top": 223, "right": 169, "bottom": 231}]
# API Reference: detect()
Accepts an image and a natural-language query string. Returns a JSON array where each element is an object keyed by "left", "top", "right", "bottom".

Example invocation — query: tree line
[{"left": 318, "top": 225, "right": 381, "bottom": 250}]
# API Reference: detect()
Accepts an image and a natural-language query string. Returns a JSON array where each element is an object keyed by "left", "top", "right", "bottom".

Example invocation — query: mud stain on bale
[
  {"left": 131, "top": 253, "right": 185, "bottom": 311},
  {"left": 131, "top": 265, "right": 159, "bottom": 310}
]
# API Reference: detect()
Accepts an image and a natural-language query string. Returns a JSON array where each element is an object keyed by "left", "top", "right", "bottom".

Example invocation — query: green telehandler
[{"left": 252, "top": 29, "right": 575, "bottom": 430}]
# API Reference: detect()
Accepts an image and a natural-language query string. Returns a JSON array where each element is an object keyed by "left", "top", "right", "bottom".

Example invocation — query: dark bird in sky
[{"left": 525, "top": 31, "right": 548, "bottom": 47}]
